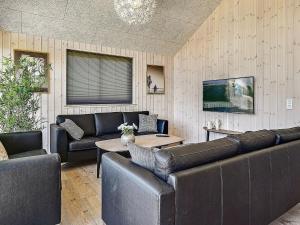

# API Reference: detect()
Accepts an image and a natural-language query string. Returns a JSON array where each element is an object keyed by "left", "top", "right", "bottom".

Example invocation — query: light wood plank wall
[
  {"left": 0, "top": 31, "right": 174, "bottom": 149},
  {"left": 174, "top": 0, "right": 300, "bottom": 143}
]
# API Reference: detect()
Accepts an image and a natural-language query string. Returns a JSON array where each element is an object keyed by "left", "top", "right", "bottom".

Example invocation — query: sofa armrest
[
  {"left": 0, "top": 154, "right": 61, "bottom": 225},
  {"left": 0, "top": 131, "right": 43, "bottom": 155},
  {"left": 50, "top": 124, "right": 68, "bottom": 162},
  {"left": 102, "top": 153, "right": 175, "bottom": 225},
  {"left": 157, "top": 119, "right": 168, "bottom": 134}
]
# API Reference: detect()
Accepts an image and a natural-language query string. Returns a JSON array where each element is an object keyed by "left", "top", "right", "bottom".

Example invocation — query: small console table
[{"left": 203, "top": 127, "right": 243, "bottom": 141}]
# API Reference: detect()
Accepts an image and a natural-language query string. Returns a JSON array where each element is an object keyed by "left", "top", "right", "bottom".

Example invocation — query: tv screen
[{"left": 203, "top": 77, "right": 254, "bottom": 114}]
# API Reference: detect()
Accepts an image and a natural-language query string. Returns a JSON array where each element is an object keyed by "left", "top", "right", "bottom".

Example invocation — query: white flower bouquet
[{"left": 118, "top": 123, "right": 138, "bottom": 135}]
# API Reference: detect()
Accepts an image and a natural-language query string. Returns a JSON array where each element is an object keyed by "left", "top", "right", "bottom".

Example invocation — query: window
[{"left": 67, "top": 50, "right": 133, "bottom": 105}]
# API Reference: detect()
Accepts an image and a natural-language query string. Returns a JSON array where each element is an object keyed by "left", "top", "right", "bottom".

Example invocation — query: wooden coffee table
[{"left": 95, "top": 134, "right": 184, "bottom": 178}]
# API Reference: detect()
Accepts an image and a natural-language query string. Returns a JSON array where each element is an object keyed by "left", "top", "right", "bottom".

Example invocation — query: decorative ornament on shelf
[
  {"left": 118, "top": 123, "right": 138, "bottom": 146},
  {"left": 114, "top": 0, "right": 157, "bottom": 25}
]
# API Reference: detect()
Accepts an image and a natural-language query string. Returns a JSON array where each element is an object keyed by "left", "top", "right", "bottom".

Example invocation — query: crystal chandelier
[{"left": 114, "top": 0, "right": 157, "bottom": 25}]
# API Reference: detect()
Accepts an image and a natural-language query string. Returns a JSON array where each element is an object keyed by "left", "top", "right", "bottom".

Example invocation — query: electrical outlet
[{"left": 286, "top": 98, "right": 293, "bottom": 110}]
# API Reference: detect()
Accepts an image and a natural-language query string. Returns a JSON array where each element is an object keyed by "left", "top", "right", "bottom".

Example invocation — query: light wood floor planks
[{"left": 60, "top": 162, "right": 105, "bottom": 225}]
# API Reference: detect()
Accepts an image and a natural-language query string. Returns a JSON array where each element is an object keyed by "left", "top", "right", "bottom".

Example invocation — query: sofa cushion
[
  {"left": 60, "top": 119, "right": 84, "bottom": 140},
  {"left": 154, "top": 138, "right": 239, "bottom": 181},
  {"left": 69, "top": 137, "right": 102, "bottom": 152},
  {"left": 57, "top": 114, "right": 96, "bottom": 137},
  {"left": 122, "top": 111, "right": 149, "bottom": 127},
  {"left": 138, "top": 114, "right": 158, "bottom": 133},
  {"left": 8, "top": 149, "right": 47, "bottom": 159},
  {"left": 94, "top": 112, "right": 123, "bottom": 136},
  {"left": 272, "top": 127, "right": 300, "bottom": 144},
  {"left": 128, "top": 143, "right": 158, "bottom": 171},
  {"left": 0, "top": 141, "right": 8, "bottom": 161},
  {"left": 228, "top": 130, "right": 277, "bottom": 154}
]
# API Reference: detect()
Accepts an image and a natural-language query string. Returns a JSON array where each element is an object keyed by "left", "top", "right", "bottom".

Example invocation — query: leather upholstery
[
  {"left": 154, "top": 138, "right": 239, "bottom": 181},
  {"left": 69, "top": 137, "right": 102, "bottom": 152},
  {"left": 50, "top": 124, "right": 68, "bottom": 162},
  {"left": 56, "top": 114, "right": 96, "bottom": 136},
  {"left": 99, "top": 133, "right": 121, "bottom": 140},
  {"left": 157, "top": 119, "right": 168, "bottom": 134},
  {"left": 102, "top": 153, "right": 175, "bottom": 225},
  {"left": 228, "top": 130, "right": 276, "bottom": 153},
  {"left": 0, "top": 154, "right": 61, "bottom": 225},
  {"left": 0, "top": 131, "right": 43, "bottom": 155},
  {"left": 51, "top": 112, "right": 169, "bottom": 163},
  {"left": 122, "top": 111, "right": 149, "bottom": 126},
  {"left": 272, "top": 127, "right": 300, "bottom": 144},
  {"left": 9, "top": 149, "right": 47, "bottom": 159},
  {"left": 102, "top": 138, "right": 300, "bottom": 225},
  {"left": 94, "top": 112, "right": 123, "bottom": 136}
]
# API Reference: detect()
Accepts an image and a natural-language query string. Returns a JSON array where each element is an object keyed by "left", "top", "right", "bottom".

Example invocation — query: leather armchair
[
  {"left": 0, "top": 131, "right": 61, "bottom": 225},
  {"left": 50, "top": 124, "right": 69, "bottom": 162}
]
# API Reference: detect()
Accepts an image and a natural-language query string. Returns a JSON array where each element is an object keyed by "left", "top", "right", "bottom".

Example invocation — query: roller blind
[{"left": 67, "top": 50, "right": 133, "bottom": 105}]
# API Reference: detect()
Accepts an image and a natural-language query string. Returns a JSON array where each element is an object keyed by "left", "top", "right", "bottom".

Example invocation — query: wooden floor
[{"left": 60, "top": 162, "right": 105, "bottom": 225}]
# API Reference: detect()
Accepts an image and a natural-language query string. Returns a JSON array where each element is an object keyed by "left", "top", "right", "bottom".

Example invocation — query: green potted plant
[{"left": 0, "top": 56, "right": 50, "bottom": 133}]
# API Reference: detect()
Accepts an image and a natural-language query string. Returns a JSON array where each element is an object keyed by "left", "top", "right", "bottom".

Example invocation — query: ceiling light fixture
[{"left": 114, "top": 0, "right": 157, "bottom": 25}]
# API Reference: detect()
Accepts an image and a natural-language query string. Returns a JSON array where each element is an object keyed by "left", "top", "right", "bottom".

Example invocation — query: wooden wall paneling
[
  {"left": 0, "top": 31, "right": 174, "bottom": 148},
  {"left": 294, "top": 0, "right": 300, "bottom": 126},
  {"left": 174, "top": 0, "right": 300, "bottom": 143},
  {"left": 0, "top": 31, "right": 2, "bottom": 70},
  {"left": 41, "top": 36, "right": 49, "bottom": 149},
  {"left": 3, "top": 32, "right": 11, "bottom": 57}
]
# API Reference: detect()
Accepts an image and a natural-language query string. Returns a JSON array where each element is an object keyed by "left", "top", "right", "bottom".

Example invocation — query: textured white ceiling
[{"left": 0, "top": 0, "right": 221, "bottom": 55}]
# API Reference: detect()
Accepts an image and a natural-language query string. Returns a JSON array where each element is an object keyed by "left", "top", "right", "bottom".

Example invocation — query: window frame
[{"left": 66, "top": 49, "right": 134, "bottom": 106}]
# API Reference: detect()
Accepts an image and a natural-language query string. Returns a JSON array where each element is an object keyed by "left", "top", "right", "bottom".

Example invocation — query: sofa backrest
[
  {"left": 167, "top": 140, "right": 300, "bottom": 225},
  {"left": 227, "top": 130, "right": 277, "bottom": 153},
  {"left": 56, "top": 114, "right": 96, "bottom": 137},
  {"left": 272, "top": 127, "right": 300, "bottom": 144},
  {"left": 154, "top": 138, "right": 240, "bottom": 181},
  {"left": 94, "top": 112, "right": 124, "bottom": 136},
  {"left": 122, "top": 111, "right": 149, "bottom": 127},
  {"left": 0, "top": 131, "right": 43, "bottom": 155}
]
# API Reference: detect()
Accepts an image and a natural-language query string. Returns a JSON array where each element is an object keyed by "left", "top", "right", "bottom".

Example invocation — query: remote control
[{"left": 156, "top": 134, "right": 170, "bottom": 137}]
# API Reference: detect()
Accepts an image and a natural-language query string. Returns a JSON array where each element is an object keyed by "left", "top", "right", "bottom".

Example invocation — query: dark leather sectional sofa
[
  {"left": 102, "top": 127, "right": 300, "bottom": 225},
  {"left": 50, "top": 111, "right": 168, "bottom": 163}
]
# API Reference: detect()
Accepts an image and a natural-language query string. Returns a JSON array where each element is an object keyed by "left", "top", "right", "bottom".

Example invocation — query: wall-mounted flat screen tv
[{"left": 203, "top": 76, "right": 254, "bottom": 114}]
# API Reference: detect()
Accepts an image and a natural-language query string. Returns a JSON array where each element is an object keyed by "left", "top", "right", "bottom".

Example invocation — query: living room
[{"left": 0, "top": 0, "right": 299, "bottom": 225}]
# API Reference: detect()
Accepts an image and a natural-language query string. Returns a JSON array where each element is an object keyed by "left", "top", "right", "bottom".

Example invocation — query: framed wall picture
[
  {"left": 14, "top": 50, "right": 49, "bottom": 92},
  {"left": 146, "top": 65, "right": 165, "bottom": 94}
]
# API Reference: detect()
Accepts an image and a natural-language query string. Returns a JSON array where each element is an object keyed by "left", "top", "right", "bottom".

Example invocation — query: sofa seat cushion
[
  {"left": 95, "top": 112, "right": 123, "bottom": 136},
  {"left": 57, "top": 114, "right": 96, "bottom": 137},
  {"left": 272, "top": 127, "right": 300, "bottom": 144},
  {"left": 122, "top": 111, "right": 149, "bottom": 127},
  {"left": 69, "top": 137, "right": 102, "bottom": 152},
  {"left": 228, "top": 130, "right": 276, "bottom": 154},
  {"left": 154, "top": 137, "right": 239, "bottom": 181},
  {"left": 8, "top": 149, "right": 47, "bottom": 159},
  {"left": 269, "top": 203, "right": 300, "bottom": 225}
]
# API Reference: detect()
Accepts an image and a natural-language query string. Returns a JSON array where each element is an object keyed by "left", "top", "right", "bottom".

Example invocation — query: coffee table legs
[{"left": 97, "top": 148, "right": 102, "bottom": 178}]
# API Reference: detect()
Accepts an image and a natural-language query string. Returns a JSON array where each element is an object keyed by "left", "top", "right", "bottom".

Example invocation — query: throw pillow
[
  {"left": 60, "top": 119, "right": 84, "bottom": 140},
  {"left": 0, "top": 141, "right": 8, "bottom": 161},
  {"left": 138, "top": 114, "right": 158, "bottom": 133},
  {"left": 128, "top": 143, "right": 159, "bottom": 171}
]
